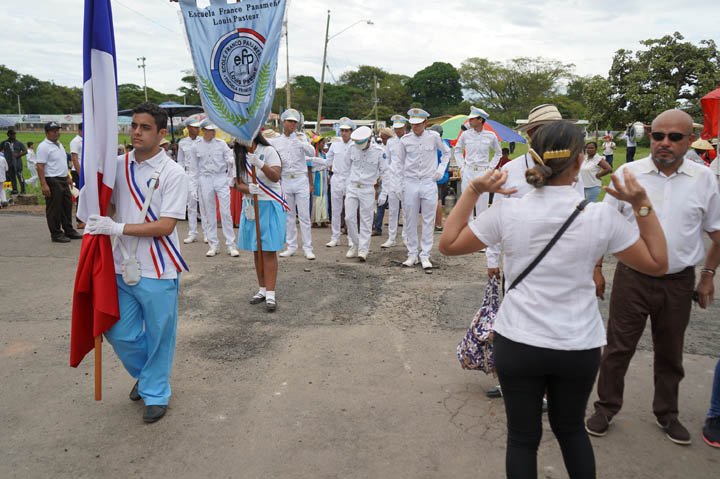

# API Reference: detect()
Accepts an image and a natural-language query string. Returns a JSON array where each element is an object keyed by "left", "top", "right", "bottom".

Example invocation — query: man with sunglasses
[{"left": 587, "top": 109, "right": 720, "bottom": 445}]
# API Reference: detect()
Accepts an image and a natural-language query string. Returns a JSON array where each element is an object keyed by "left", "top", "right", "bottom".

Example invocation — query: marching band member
[
  {"left": 325, "top": 117, "right": 355, "bottom": 247},
  {"left": 176, "top": 120, "right": 205, "bottom": 244}
]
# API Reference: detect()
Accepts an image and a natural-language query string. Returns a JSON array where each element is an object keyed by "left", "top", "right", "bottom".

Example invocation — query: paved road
[{"left": 1, "top": 212, "right": 718, "bottom": 478}]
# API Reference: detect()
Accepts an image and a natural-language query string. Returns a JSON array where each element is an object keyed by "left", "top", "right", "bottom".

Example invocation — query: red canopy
[{"left": 701, "top": 87, "right": 720, "bottom": 140}]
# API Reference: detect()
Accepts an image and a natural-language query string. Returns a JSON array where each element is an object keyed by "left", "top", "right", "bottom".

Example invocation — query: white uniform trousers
[
  {"left": 283, "top": 175, "right": 313, "bottom": 253},
  {"left": 344, "top": 185, "right": 375, "bottom": 254},
  {"left": 386, "top": 189, "right": 402, "bottom": 244},
  {"left": 198, "top": 174, "right": 235, "bottom": 250},
  {"left": 186, "top": 177, "right": 205, "bottom": 238},
  {"left": 461, "top": 166, "right": 492, "bottom": 219},
  {"left": 329, "top": 174, "right": 348, "bottom": 242},
  {"left": 402, "top": 178, "right": 437, "bottom": 259}
]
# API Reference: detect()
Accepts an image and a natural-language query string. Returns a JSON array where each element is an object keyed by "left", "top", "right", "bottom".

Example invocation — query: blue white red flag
[
  {"left": 70, "top": 0, "right": 120, "bottom": 368},
  {"left": 178, "top": 0, "right": 287, "bottom": 142}
]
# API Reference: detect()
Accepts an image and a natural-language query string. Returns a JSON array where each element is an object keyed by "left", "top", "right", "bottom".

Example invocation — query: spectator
[
  {"left": 602, "top": 134, "right": 616, "bottom": 167},
  {"left": 69, "top": 123, "right": 83, "bottom": 188},
  {"left": 580, "top": 142, "right": 613, "bottom": 202},
  {"left": 703, "top": 359, "right": 720, "bottom": 448},
  {"left": 26, "top": 141, "right": 39, "bottom": 187},
  {"left": 0, "top": 150, "right": 8, "bottom": 206},
  {"left": 1, "top": 129, "right": 27, "bottom": 194}
]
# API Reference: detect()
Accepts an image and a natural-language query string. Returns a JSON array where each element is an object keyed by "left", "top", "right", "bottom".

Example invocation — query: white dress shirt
[
  {"left": 36, "top": 138, "right": 69, "bottom": 177},
  {"left": 470, "top": 186, "right": 639, "bottom": 350},
  {"left": 384, "top": 136, "right": 404, "bottom": 192},
  {"left": 325, "top": 139, "right": 353, "bottom": 180},
  {"left": 69, "top": 135, "right": 83, "bottom": 172},
  {"left": 604, "top": 156, "right": 720, "bottom": 274},
  {"left": 347, "top": 143, "right": 389, "bottom": 187},
  {"left": 397, "top": 129, "right": 450, "bottom": 181},
  {"left": 195, "top": 138, "right": 234, "bottom": 177},
  {"left": 454, "top": 128, "right": 501, "bottom": 170},
  {"left": 270, "top": 133, "right": 314, "bottom": 177}
]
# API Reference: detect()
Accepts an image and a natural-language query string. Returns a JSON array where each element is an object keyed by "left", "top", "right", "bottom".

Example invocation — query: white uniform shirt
[
  {"left": 397, "top": 129, "right": 450, "bottom": 181},
  {"left": 454, "top": 128, "right": 502, "bottom": 169},
  {"left": 347, "top": 143, "right": 389, "bottom": 187},
  {"left": 471, "top": 186, "right": 639, "bottom": 350},
  {"left": 325, "top": 139, "right": 353, "bottom": 180},
  {"left": 195, "top": 138, "right": 234, "bottom": 178},
  {"left": 244, "top": 144, "right": 282, "bottom": 200},
  {"left": 26, "top": 148, "right": 36, "bottom": 166},
  {"left": 579, "top": 154, "right": 605, "bottom": 188},
  {"left": 36, "top": 138, "right": 69, "bottom": 177},
  {"left": 176, "top": 136, "right": 201, "bottom": 176},
  {"left": 384, "top": 136, "right": 404, "bottom": 192},
  {"left": 0, "top": 153, "right": 7, "bottom": 182},
  {"left": 69, "top": 135, "right": 83, "bottom": 171},
  {"left": 486, "top": 153, "right": 585, "bottom": 268},
  {"left": 604, "top": 156, "right": 720, "bottom": 274},
  {"left": 112, "top": 150, "right": 189, "bottom": 280},
  {"left": 270, "top": 133, "right": 314, "bottom": 178}
]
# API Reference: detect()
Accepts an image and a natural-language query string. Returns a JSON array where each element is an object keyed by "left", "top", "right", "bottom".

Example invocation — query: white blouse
[{"left": 579, "top": 154, "right": 605, "bottom": 188}]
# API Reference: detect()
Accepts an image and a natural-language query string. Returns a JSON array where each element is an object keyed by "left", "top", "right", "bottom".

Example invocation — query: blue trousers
[
  {"left": 105, "top": 275, "right": 179, "bottom": 406},
  {"left": 709, "top": 359, "right": 720, "bottom": 417},
  {"left": 373, "top": 203, "right": 386, "bottom": 233}
]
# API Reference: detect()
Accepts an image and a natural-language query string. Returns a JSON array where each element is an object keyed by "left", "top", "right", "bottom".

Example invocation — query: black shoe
[
  {"left": 66, "top": 231, "right": 84, "bottom": 240},
  {"left": 52, "top": 236, "right": 71, "bottom": 243},
  {"left": 129, "top": 381, "right": 141, "bottom": 401},
  {"left": 143, "top": 405, "right": 167, "bottom": 423},
  {"left": 265, "top": 298, "right": 277, "bottom": 312},
  {"left": 486, "top": 385, "right": 502, "bottom": 398},
  {"left": 249, "top": 293, "right": 266, "bottom": 305}
]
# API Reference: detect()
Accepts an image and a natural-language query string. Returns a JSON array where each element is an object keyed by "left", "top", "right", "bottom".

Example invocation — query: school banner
[{"left": 179, "top": 0, "right": 286, "bottom": 141}]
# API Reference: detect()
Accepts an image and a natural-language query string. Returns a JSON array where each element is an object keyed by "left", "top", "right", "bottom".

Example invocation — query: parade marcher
[
  {"left": 85, "top": 102, "right": 189, "bottom": 424},
  {"left": 429, "top": 124, "right": 451, "bottom": 231},
  {"left": 1, "top": 128, "right": 27, "bottom": 194},
  {"left": 580, "top": 142, "right": 613, "bottom": 202},
  {"left": 195, "top": 122, "right": 239, "bottom": 258},
  {"left": 380, "top": 115, "right": 408, "bottom": 248},
  {"left": 176, "top": 120, "right": 205, "bottom": 244},
  {"left": 0, "top": 151, "right": 8, "bottom": 206},
  {"left": 587, "top": 109, "right": 720, "bottom": 445},
  {"left": 344, "top": 126, "right": 389, "bottom": 261},
  {"left": 324, "top": 117, "right": 355, "bottom": 248},
  {"left": 25, "top": 141, "right": 38, "bottom": 187},
  {"left": 439, "top": 120, "right": 667, "bottom": 479},
  {"left": 453, "top": 106, "right": 502, "bottom": 218},
  {"left": 310, "top": 135, "right": 329, "bottom": 226},
  {"left": 270, "top": 108, "right": 316, "bottom": 260},
  {"left": 373, "top": 127, "right": 395, "bottom": 237},
  {"left": 396, "top": 108, "right": 450, "bottom": 270},
  {"left": 234, "top": 133, "right": 286, "bottom": 312},
  {"left": 35, "top": 121, "right": 83, "bottom": 243}
]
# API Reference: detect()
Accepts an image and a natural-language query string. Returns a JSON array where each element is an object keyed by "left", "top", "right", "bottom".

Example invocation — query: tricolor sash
[{"left": 245, "top": 161, "right": 290, "bottom": 212}]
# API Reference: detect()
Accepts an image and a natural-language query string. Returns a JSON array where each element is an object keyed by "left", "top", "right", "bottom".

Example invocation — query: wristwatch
[{"left": 634, "top": 205, "right": 652, "bottom": 217}]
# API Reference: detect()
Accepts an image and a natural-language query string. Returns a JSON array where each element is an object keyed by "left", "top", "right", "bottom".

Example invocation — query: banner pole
[
  {"left": 252, "top": 165, "right": 264, "bottom": 276},
  {"left": 94, "top": 335, "right": 102, "bottom": 401}
]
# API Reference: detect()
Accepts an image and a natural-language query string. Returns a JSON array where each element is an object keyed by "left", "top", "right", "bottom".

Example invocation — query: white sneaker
[
  {"left": 380, "top": 239, "right": 396, "bottom": 248},
  {"left": 228, "top": 246, "right": 240, "bottom": 257},
  {"left": 346, "top": 246, "right": 358, "bottom": 258},
  {"left": 402, "top": 255, "right": 418, "bottom": 267},
  {"left": 420, "top": 257, "right": 433, "bottom": 270},
  {"left": 358, "top": 250, "right": 368, "bottom": 261},
  {"left": 183, "top": 235, "right": 197, "bottom": 244},
  {"left": 203, "top": 237, "right": 209, "bottom": 244},
  {"left": 279, "top": 249, "right": 296, "bottom": 258},
  {"left": 206, "top": 248, "right": 218, "bottom": 257},
  {"left": 304, "top": 250, "right": 316, "bottom": 260},
  {"left": 325, "top": 239, "right": 339, "bottom": 247}
]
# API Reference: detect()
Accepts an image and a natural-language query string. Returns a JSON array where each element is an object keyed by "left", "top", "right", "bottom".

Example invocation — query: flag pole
[
  {"left": 252, "top": 165, "right": 264, "bottom": 276},
  {"left": 94, "top": 335, "right": 102, "bottom": 400}
]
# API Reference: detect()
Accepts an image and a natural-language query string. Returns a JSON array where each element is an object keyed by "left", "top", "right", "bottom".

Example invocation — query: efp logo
[{"left": 211, "top": 28, "right": 266, "bottom": 103}]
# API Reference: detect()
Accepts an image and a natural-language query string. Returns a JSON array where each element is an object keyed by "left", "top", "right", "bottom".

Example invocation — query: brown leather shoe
[
  {"left": 585, "top": 410, "right": 612, "bottom": 437},
  {"left": 656, "top": 417, "right": 691, "bottom": 445}
]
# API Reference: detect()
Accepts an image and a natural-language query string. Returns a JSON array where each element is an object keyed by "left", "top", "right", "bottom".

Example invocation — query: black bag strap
[{"left": 507, "top": 199, "right": 589, "bottom": 292}]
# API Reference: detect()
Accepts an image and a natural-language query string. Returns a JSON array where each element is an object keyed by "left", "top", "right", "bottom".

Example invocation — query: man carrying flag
[{"left": 86, "top": 103, "right": 189, "bottom": 423}]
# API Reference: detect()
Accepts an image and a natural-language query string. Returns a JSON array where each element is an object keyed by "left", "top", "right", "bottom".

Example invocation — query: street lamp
[
  {"left": 316, "top": 12, "right": 373, "bottom": 131},
  {"left": 7, "top": 88, "right": 21, "bottom": 115},
  {"left": 137, "top": 56, "right": 148, "bottom": 102}
]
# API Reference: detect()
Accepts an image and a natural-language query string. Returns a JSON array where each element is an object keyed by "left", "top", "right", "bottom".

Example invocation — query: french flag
[{"left": 70, "top": 0, "right": 120, "bottom": 367}]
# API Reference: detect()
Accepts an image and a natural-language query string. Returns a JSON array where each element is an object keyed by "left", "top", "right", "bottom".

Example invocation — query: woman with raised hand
[{"left": 440, "top": 120, "right": 667, "bottom": 479}]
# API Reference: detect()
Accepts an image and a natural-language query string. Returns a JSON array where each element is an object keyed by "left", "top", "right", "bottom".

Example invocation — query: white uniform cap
[
  {"left": 201, "top": 121, "right": 217, "bottom": 130},
  {"left": 467, "top": 106, "right": 489, "bottom": 120},
  {"left": 187, "top": 120, "right": 202, "bottom": 128},
  {"left": 391, "top": 114, "right": 408, "bottom": 129},
  {"left": 407, "top": 108, "right": 430, "bottom": 124},
  {"left": 281, "top": 108, "right": 301, "bottom": 122},
  {"left": 350, "top": 126, "right": 373, "bottom": 142},
  {"left": 338, "top": 117, "right": 356, "bottom": 130}
]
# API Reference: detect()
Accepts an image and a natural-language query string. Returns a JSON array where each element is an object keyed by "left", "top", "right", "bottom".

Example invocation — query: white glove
[
  {"left": 248, "top": 183, "right": 262, "bottom": 195},
  {"left": 87, "top": 214, "right": 125, "bottom": 236},
  {"left": 433, "top": 171, "right": 443, "bottom": 181},
  {"left": 247, "top": 153, "right": 265, "bottom": 170},
  {"left": 377, "top": 191, "right": 388, "bottom": 206}
]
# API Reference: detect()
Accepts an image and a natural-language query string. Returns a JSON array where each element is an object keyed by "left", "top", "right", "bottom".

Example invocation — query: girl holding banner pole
[{"left": 234, "top": 133, "right": 287, "bottom": 312}]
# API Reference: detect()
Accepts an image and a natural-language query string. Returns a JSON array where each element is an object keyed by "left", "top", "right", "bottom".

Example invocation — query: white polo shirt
[
  {"left": 112, "top": 150, "right": 189, "bottom": 280},
  {"left": 398, "top": 129, "right": 450, "bottom": 181},
  {"left": 347, "top": 143, "right": 388, "bottom": 187},
  {"left": 604, "top": 156, "right": 720, "bottom": 274},
  {"left": 270, "top": 133, "right": 314, "bottom": 178},
  {"left": 69, "top": 135, "right": 83, "bottom": 172},
  {"left": 36, "top": 138, "right": 69, "bottom": 178},
  {"left": 454, "top": 128, "right": 502, "bottom": 169},
  {"left": 470, "top": 186, "right": 638, "bottom": 350},
  {"left": 325, "top": 139, "right": 353, "bottom": 180}
]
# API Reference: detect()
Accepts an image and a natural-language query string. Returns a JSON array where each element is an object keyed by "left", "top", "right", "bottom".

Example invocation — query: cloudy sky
[{"left": 4, "top": 0, "right": 715, "bottom": 96}]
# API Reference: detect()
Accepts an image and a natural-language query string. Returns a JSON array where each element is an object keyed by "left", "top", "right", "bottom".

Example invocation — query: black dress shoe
[
  {"left": 486, "top": 385, "right": 503, "bottom": 398},
  {"left": 143, "top": 405, "right": 167, "bottom": 423},
  {"left": 66, "top": 231, "right": 84, "bottom": 240},
  {"left": 129, "top": 381, "right": 141, "bottom": 401},
  {"left": 249, "top": 293, "right": 266, "bottom": 305},
  {"left": 51, "top": 236, "right": 71, "bottom": 243}
]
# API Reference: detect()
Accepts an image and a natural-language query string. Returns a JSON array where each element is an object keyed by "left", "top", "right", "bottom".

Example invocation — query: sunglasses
[{"left": 650, "top": 132, "right": 689, "bottom": 142}]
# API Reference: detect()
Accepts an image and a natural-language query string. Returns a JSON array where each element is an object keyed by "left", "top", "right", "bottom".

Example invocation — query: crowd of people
[{"left": 3, "top": 99, "right": 720, "bottom": 477}]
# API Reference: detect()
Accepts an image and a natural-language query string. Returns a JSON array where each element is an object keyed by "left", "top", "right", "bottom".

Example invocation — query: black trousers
[
  {"left": 495, "top": 333, "right": 600, "bottom": 479},
  {"left": 45, "top": 176, "right": 75, "bottom": 239},
  {"left": 8, "top": 157, "right": 25, "bottom": 193}
]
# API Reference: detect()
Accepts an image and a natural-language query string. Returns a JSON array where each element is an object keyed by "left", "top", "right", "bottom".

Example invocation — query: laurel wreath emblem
[{"left": 199, "top": 62, "right": 271, "bottom": 127}]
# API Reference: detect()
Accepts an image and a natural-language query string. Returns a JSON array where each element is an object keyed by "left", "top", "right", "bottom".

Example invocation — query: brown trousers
[
  {"left": 594, "top": 262, "right": 694, "bottom": 422},
  {"left": 45, "top": 176, "right": 75, "bottom": 240}
]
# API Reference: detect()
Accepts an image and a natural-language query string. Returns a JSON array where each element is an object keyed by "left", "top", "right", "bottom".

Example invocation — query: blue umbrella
[{"left": 486, "top": 120, "right": 526, "bottom": 144}]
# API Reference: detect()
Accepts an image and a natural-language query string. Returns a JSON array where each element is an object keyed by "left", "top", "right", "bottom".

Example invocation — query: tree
[
  {"left": 608, "top": 32, "right": 720, "bottom": 123},
  {"left": 407, "top": 62, "right": 462, "bottom": 115},
  {"left": 458, "top": 57, "right": 574, "bottom": 125},
  {"left": 178, "top": 69, "right": 201, "bottom": 105},
  {"left": 0, "top": 65, "right": 82, "bottom": 114},
  {"left": 567, "top": 75, "right": 620, "bottom": 130}
]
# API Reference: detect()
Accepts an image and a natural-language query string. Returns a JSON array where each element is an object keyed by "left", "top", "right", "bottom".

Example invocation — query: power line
[{"left": 115, "top": 0, "right": 178, "bottom": 34}]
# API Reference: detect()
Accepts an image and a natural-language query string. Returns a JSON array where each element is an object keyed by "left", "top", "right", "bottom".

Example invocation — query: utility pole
[
  {"left": 284, "top": 19, "right": 291, "bottom": 109},
  {"left": 137, "top": 56, "right": 148, "bottom": 102},
  {"left": 373, "top": 74, "right": 378, "bottom": 130},
  {"left": 316, "top": 10, "right": 331, "bottom": 132}
]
